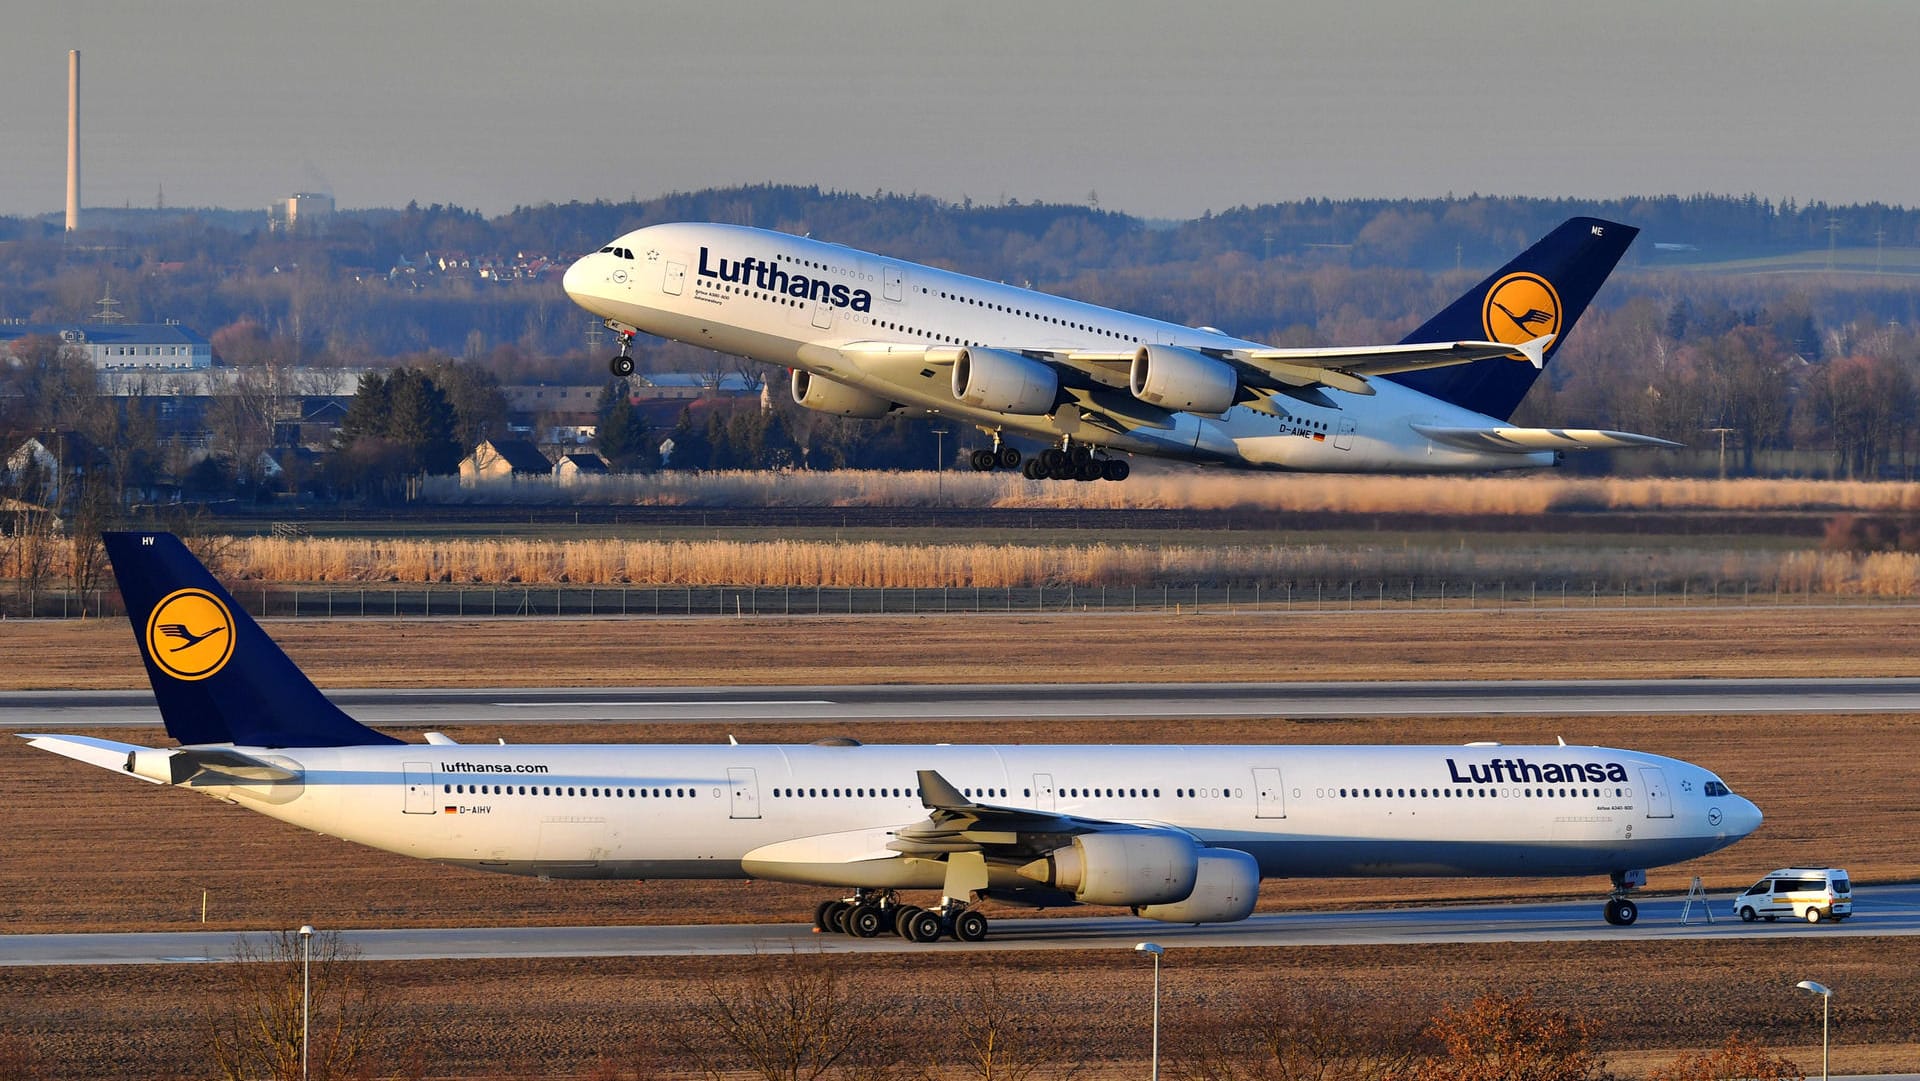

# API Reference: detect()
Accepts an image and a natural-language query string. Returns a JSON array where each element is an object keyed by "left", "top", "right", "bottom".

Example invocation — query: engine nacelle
[
  {"left": 1134, "top": 848, "right": 1260, "bottom": 924},
  {"left": 1018, "top": 831, "right": 1199, "bottom": 907},
  {"left": 791, "top": 370, "right": 895, "bottom": 419},
  {"left": 1129, "top": 344, "right": 1238, "bottom": 415},
  {"left": 947, "top": 347, "right": 1058, "bottom": 415}
]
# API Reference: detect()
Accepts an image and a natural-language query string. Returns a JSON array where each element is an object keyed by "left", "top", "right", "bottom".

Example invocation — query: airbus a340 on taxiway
[{"left": 23, "top": 534, "right": 1760, "bottom": 943}]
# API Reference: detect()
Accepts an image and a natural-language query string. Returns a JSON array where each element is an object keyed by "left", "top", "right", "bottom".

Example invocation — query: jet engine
[
  {"left": 946, "top": 347, "right": 1059, "bottom": 415},
  {"left": 1134, "top": 847, "right": 1260, "bottom": 923},
  {"left": 791, "top": 370, "right": 895, "bottom": 419},
  {"left": 1129, "top": 344, "right": 1238, "bottom": 415},
  {"left": 1017, "top": 831, "right": 1199, "bottom": 907}
]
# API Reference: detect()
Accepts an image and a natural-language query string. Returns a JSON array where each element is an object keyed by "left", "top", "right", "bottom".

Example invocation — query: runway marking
[{"left": 502, "top": 700, "right": 836, "bottom": 708}]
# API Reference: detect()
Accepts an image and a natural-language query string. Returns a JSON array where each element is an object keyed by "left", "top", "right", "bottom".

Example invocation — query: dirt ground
[
  {"left": 6, "top": 607, "right": 1920, "bottom": 1078},
  {"left": 6, "top": 604, "right": 1920, "bottom": 690}
]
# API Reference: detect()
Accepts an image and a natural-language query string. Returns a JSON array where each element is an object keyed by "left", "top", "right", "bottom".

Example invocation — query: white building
[{"left": 0, "top": 322, "right": 212, "bottom": 371}]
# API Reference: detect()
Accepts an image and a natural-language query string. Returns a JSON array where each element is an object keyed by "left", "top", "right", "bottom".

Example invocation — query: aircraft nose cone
[
  {"left": 562, "top": 256, "right": 592, "bottom": 302},
  {"left": 1729, "top": 797, "right": 1762, "bottom": 838}
]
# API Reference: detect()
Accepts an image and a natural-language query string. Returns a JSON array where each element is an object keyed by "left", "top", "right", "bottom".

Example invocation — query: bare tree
[
  {"left": 928, "top": 971, "right": 1073, "bottom": 1081},
  {"left": 203, "top": 928, "right": 419, "bottom": 1081},
  {"left": 669, "top": 950, "right": 900, "bottom": 1081},
  {"left": 1169, "top": 983, "right": 1428, "bottom": 1081}
]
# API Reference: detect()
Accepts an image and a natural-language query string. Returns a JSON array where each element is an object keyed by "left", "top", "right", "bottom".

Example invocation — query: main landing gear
[
  {"left": 1013, "top": 440, "right": 1129, "bottom": 482},
  {"left": 1602, "top": 869, "right": 1646, "bottom": 926},
  {"left": 812, "top": 890, "right": 990, "bottom": 944}
]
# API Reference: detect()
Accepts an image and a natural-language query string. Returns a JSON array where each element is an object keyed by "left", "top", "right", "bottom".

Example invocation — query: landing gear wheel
[
  {"left": 1021, "top": 459, "right": 1044, "bottom": 480},
  {"left": 1074, "top": 459, "right": 1102, "bottom": 482},
  {"left": 610, "top": 355, "right": 635, "bottom": 378},
  {"left": 1603, "top": 898, "right": 1638, "bottom": 926},
  {"left": 833, "top": 903, "right": 859, "bottom": 935},
  {"left": 1101, "top": 459, "right": 1130, "bottom": 482},
  {"left": 892, "top": 905, "right": 922, "bottom": 938},
  {"left": 1039, "top": 448, "right": 1067, "bottom": 471},
  {"left": 970, "top": 448, "right": 996, "bottom": 471},
  {"left": 997, "top": 445, "right": 1022, "bottom": 470},
  {"left": 953, "top": 909, "right": 989, "bottom": 942},
  {"left": 849, "top": 904, "right": 885, "bottom": 938},
  {"left": 1738, "top": 905, "right": 1757, "bottom": 922},
  {"left": 905, "top": 909, "right": 943, "bottom": 943},
  {"left": 821, "top": 900, "right": 851, "bottom": 934},
  {"left": 813, "top": 900, "right": 838, "bottom": 932}
]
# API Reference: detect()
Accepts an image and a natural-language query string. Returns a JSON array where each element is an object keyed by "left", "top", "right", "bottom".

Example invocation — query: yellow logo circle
[
  {"left": 144, "top": 588, "right": 236, "bottom": 681},
  {"left": 1481, "top": 272, "right": 1563, "bottom": 361}
]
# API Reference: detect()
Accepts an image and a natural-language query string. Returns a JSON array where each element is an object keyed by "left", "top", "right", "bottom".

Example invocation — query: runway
[
  {"left": 8, "top": 885, "right": 1920, "bottom": 965},
  {"left": 6, "top": 676, "right": 1920, "bottom": 730}
]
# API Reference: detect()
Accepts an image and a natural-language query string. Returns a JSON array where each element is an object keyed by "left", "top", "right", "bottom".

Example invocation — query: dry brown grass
[
  {"left": 112, "top": 535, "right": 1920, "bottom": 597},
  {"left": 426, "top": 469, "right": 1920, "bottom": 514}
]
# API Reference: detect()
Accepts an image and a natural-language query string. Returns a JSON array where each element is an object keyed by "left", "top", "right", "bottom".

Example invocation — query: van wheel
[
  {"left": 1738, "top": 906, "right": 1757, "bottom": 922},
  {"left": 1806, "top": 907, "right": 1823, "bottom": 924}
]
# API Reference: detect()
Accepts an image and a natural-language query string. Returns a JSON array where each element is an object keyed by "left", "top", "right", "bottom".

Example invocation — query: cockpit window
[
  {"left": 599, "top": 246, "right": 614, "bottom": 253},
  {"left": 1704, "top": 781, "right": 1730, "bottom": 797}
]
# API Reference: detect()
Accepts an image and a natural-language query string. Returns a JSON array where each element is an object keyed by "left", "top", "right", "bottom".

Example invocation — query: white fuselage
[
  {"left": 195, "top": 740, "right": 1757, "bottom": 890},
  {"left": 561, "top": 223, "right": 1556, "bottom": 472}
]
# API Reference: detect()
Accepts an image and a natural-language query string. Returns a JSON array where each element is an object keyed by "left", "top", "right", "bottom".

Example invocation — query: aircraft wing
[
  {"left": 1411, "top": 424, "right": 1684, "bottom": 453},
  {"left": 823, "top": 336, "right": 1550, "bottom": 408},
  {"left": 885, "top": 768, "right": 1141, "bottom": 858}
]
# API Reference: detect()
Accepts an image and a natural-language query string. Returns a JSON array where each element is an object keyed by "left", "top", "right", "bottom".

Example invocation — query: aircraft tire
[
  {"left": 610, "top": 355, "right": 635, "bottom": 378},
  {"left": 849, "top": 904, "right": 885, "bottom": 937},
  {"left": 1074, "top": 460, "right": 1102, "bottom": 482},
  {"left": 1021, "top": 459, "right": 1043, "bottom": 480},
  {"left": 1040, "top": 448, "right": 1067, "bottom": 471},
  {"left": 1603, "top": 898, "right": 1638, "bottom": 926},
  {"left": 813, "top": 900, "right": 838, "bottom": 932},
  {"left": 997, "top": 446, "right": 1022, "bottom": 469},
  {"left": 1102, "top": 459, "right": 1130, "bottom": 482},
  {"left": 905, "top": 910, "right": 943, "bottom": 943},
  {"left": 827, "top": 901, "right": 855, "bottom": 934},
  {"left": 970, "top": 449, "right": 996, "bottom": 471},
  {"left": 892, "top": 905, "right": 922, "bottom": 937},
  {"left": 954, "top": 910, "right": 989, "bottom": 942}
]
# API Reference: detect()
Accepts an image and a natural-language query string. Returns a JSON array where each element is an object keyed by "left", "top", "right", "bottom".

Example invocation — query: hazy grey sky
[{"left": 3, "top": 1, "right": 1916, "bottom": 221}]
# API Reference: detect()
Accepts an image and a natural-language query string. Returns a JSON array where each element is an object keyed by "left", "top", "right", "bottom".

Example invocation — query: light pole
[
  {"left": 299, "top": 924, "right": 314, "bottom": 1081},
  {"left": 1795, "top": 979, "right": 1830, "bottom": 1081},
  {"left": 1135, "top": 942, "right": 1164, "bottom": 1081}
]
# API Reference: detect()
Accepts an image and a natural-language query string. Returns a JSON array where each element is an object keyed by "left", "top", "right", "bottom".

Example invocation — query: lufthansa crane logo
[
  {"left": 1481, "top": 272, "right": 1562, "bottom": 362},
  {"left": 144, "top": 588, "right": 235, "bottom": 681}
]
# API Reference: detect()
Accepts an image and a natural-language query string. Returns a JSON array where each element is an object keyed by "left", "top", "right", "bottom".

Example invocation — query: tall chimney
[{"left": 66, "top": 50, "right": 80, "bottom": 233}]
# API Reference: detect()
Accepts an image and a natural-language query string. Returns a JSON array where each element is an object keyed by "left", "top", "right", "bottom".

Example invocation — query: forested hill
[{"left": 3, "top": 187, "right": 1920, "bottom": 375}]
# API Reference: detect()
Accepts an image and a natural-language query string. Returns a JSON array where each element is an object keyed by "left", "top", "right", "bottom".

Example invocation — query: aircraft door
[
  {"left": 1252, "top": 767, "right": 1286, "bottom": 818},
  {"left": 1033, "top": 773, "right": 1056, "bottom": 812},
  {"left": 883, "top": 265, "right": 904, "bottom": 302},
  {"left": 811, "top": 296, "right": 834, "bottom": 330},
  {"left": 1641, "top": 767, "right": 1674, "bottom": 818},
  {"left": 728, "top": 767, "right": 762, "bottom": 820},
  {"left": 663, "top": 260, "right": 687, "bottom": 296},
  {"left": 1333, "top": 418, "right": 1356, "bottom": 450},
  {"left": 402, "top": 762, "right": 436, "bottom": 815}
]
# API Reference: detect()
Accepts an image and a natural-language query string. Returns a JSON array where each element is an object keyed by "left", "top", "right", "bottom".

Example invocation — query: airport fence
[{"left": 10, "top": 577, "right": 1915, "bottom": 620}]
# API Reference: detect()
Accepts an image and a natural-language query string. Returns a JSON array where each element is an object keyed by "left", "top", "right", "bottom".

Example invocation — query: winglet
[
  {"left": 1516, "top": 333, "right": 1554, "bottom": 370},
  {"left": 917, "top": 768, "right": 970, "bottom": 810}
]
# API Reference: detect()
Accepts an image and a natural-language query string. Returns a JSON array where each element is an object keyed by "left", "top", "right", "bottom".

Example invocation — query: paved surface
[
  {"left": 8, "top": 885, "right": 1918, "bottom": 966},
  {"left": 9, "top": 677, "right": 1920, "bottom": 730}
]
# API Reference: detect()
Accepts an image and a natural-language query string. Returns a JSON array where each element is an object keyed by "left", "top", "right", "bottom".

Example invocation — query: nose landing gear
[{"left": 1602, "top": 869, "right": 1646, "bottom": 926}]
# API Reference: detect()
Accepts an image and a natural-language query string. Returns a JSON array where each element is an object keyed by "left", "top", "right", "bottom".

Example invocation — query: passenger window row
[{"left": 445, "top": 783, "right": 690, "bottom": 798}]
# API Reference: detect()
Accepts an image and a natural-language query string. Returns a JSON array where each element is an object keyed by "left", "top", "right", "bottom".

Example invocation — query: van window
[
  {"left": 1832, "top": 876, "right": 1851, "bottom": 895},
  {"left": 1744, "top": 881, "right": 1770, "bottom": 896},
  {"left": 1785, "top": 878, "right": 1825, "bottom": 893}
]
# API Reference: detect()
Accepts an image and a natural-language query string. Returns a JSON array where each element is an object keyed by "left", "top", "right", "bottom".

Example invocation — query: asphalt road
[
  {"left": 7, "top": 886, "right": 1919, "bottom": 965},
  {"left": 8, "top": 676, "right": 1920, "bottom": 730}
]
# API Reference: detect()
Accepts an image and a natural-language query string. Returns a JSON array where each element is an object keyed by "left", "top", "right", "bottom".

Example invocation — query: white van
[{"left": 1732, "top": 868, "right": 1851, "bottom": 923}]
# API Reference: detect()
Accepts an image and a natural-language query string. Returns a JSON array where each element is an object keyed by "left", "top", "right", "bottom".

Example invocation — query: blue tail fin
[
  {"left": 104, "top": 532, "right": 402, "bottom": 748},
  {"left": 1387, "top": 217, "right": 1637, "bottom": 420}
]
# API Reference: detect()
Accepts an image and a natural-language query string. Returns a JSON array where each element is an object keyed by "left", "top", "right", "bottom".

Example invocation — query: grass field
[{"left": 6, "top": 607, "right": 1920, "bottom": 1075}]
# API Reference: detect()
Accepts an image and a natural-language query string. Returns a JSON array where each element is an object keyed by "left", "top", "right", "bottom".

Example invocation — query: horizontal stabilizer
[
  {"left": 21, "top": 734, "right": 164, "bottom": 782},
  {"left": 1412, "top": 424, "right": 1683, "bottom": 453}
]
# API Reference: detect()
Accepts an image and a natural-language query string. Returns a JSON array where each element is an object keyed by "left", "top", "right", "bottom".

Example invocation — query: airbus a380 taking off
[
  {"left": 563, "top": 216, "right": 1676, "bottom": 480},
  {"left": 26, "top": 534, "right": 1758, "bottom": 941}
]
